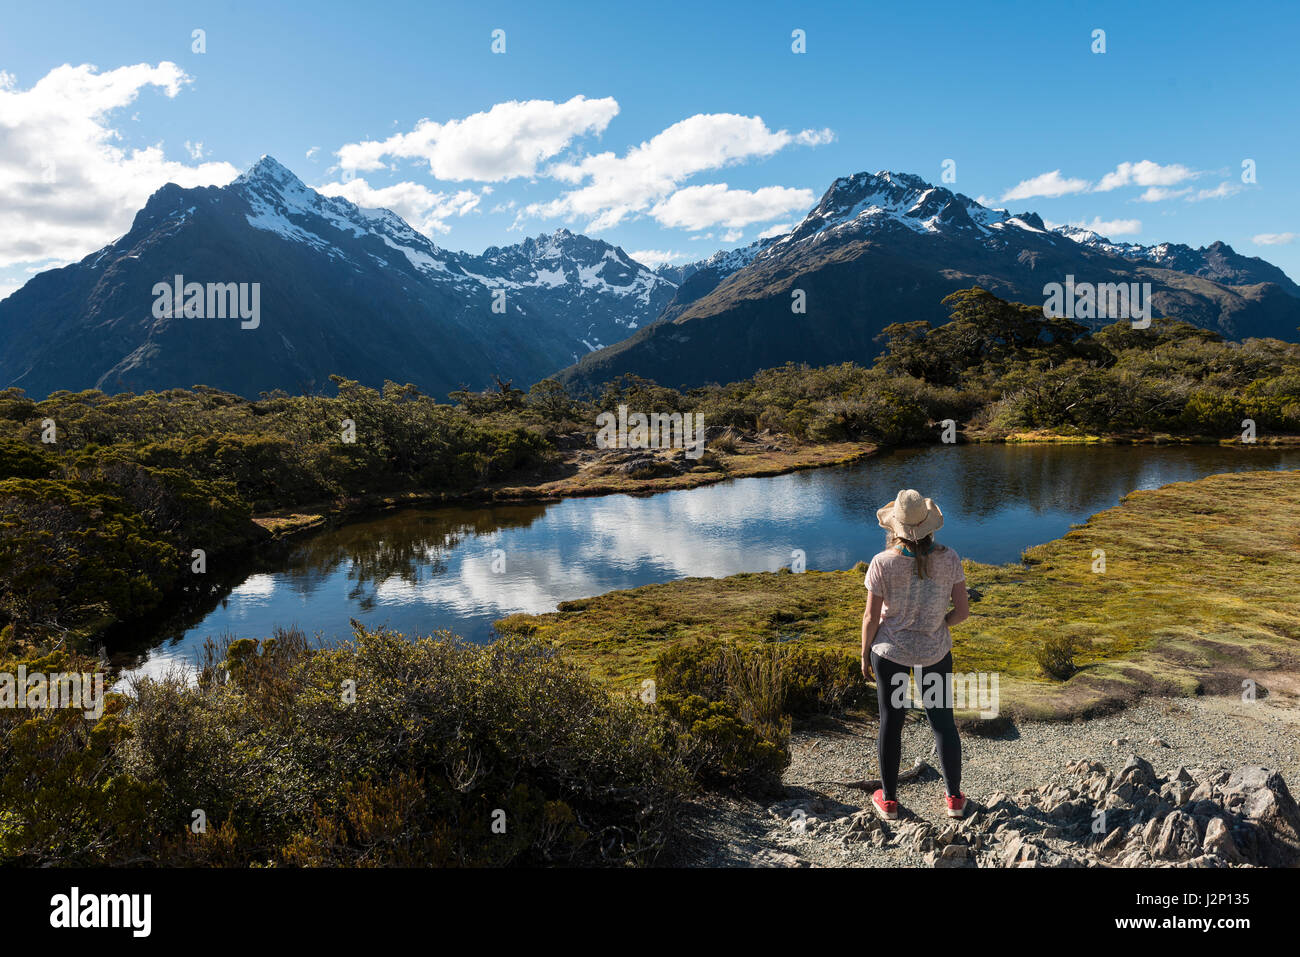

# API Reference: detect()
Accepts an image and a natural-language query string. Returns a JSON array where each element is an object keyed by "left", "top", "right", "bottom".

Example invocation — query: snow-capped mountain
[
  {"left": 476, "top": 229, "right": 674, "bottom": 351},
  {"left": 0, "top": 156, "right": 677, "bottom": 399},
  {"left": 652, "top": 237, "right": 780, "bottom": 323},
  {"left": 1050, "top": 227, "right": 1300, "bottom": 294},
  {"left": 558, "top": 170, "right": 1300, "bottom": 392},
  {"left": 5, "top": 161, "right": 1297, "bottom": 400},
  {"left": 668, "top": 172, "right": 1298, "bottom": 294}
]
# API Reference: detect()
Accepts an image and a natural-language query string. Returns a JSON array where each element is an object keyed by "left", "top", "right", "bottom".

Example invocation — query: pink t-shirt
[{"left": 865, "top": 545, "right": 965, "bottom": 667}]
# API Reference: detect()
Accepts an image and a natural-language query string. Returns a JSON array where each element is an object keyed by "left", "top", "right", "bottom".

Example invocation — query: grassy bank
[{"left": 500, "top": 468, "right": 1300, "bottom": 721}]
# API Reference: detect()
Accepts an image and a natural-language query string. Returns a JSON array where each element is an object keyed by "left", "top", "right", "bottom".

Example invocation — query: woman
[{"left": 860, "top": 489, "right": 970, "bottom": 821}]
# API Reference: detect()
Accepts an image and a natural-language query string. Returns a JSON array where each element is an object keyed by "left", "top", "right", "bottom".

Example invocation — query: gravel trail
[{"left": 670, "top": 687, "right": 1300, "bottom": 867}]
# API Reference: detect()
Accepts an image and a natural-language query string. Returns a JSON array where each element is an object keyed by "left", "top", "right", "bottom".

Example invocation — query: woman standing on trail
[{"left": 861, "top": 489, "right": 970, "bottom": 821}]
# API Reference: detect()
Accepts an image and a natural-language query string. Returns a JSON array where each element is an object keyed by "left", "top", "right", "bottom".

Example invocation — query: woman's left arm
[{"left": 861, "top": 590, "right": 884, "bottom": 678}]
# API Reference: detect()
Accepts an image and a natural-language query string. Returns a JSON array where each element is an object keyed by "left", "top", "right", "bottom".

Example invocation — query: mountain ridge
[
  {"left": 0, "top": 155, "right": 678, "bottom": 399},
  {"left": 556, "top": 169, "right": 1300, "bottom": 392},
  {"left": 3, "top": 161, "right": 1296, "bottom": 400}
]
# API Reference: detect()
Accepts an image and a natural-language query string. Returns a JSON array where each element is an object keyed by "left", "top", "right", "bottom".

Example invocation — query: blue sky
[{"left": 2, "top": 0, "right": 1298, "bottom": 297}]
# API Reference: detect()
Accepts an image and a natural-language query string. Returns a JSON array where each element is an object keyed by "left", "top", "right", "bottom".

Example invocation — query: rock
[
  {"left": 1168, "top": 782, "right": 1192, "bottom": 807},
  {"left": 1001, "top": 834, "right": 1042, "bottom": 866},
  {"left": 1120, "top": 846, "right": 1149, "bottom": 867},
  {"left": 753, "top": 849, "right": 810, "bottom": 868},
  {"left": 1148, "top": 736, "right": 1170, "bottom": 748},
  {"left": 936, "top": 844, "right": 974, "bottom": 867},
  {"left": 1152, "top": 811, "right": 1201, "bottom": 861},
  {"left": 935, "top": 825, "right": 962, "bottom": 847},
  {"left": 1041, "top": 786, "right": 1078, "bottom": 813},
  {"left": 1117, "top": 754, "right": 1158, "bottom": 790},
  {"left": 1103, "top": 791, "right": 1132, "bottom": 812},
  {"left": 1097, "top": 826, "right": 1128, "bottom": 856},
  {"left": 841, "top": 810, "right": 884, "bottom": 844},
  {"left": 1201, "top": 817, "right": 1244, "bottom": 865},
  {"left": 921, "top": 759, "right": 1300, "bottom": 870},
  {"left": 1223, "top": 766, "right": 1300, "bottom": 867}
]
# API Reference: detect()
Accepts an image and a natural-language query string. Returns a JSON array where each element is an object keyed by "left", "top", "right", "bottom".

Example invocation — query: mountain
[
  {"left": 557, "top": 171, "right": 1300, "bottom": 392},
  {"left": 0, "top": 156, "right": 677, "bottom": 400},
  {"left": 1050, "top": 229, "right": 1300, "bottom": 295},
  {"left": 651, "top": 239, "right": 777, "bottom": 324}
]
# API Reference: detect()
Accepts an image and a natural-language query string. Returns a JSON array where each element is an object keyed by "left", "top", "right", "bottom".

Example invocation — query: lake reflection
[{"left": 124, "top": 444, "right": 1300, "bottom": 676}]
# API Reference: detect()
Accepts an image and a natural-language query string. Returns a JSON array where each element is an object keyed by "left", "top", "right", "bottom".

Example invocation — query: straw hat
[{"left": 876, "top": 488, "right": 944, "bottom": 540}]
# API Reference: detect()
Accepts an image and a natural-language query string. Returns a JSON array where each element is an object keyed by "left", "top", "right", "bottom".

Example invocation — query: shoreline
[
  {"left": 252, "top": 429, "right": 1300, "bottom": 541},
  {"left": 251, "top": 438, "right": 880, "bottom": 539},
  {"left": 504, "top": 466, "right": 1300, "bottom": 722}
]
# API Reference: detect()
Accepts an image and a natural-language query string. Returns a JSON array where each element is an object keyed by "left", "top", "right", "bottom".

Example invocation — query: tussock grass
[{"left": 500, "top": 469, "right": 1300, "bottom": 721}]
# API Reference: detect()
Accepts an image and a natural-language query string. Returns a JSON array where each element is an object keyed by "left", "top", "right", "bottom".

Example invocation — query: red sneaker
[
  {"left": 945, "top": 792, "right": 967, "bottom": 819},
  {"left": 871, "top": 789, "right": 899, "bottom": 820}
]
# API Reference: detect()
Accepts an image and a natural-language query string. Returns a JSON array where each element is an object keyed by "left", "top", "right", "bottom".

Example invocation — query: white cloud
[
  {"left": 305, "top": 146, "right": 320, "bottom": 159},
  {"left": 316, "top": 178, "right": 481, "bottom": 235},
  {"left": 183, "top": 139, "right": 205, "bottom": 160},
  {"left": 1095, "top": 160, "right": 1196, "bottom": 192},
  {"left": 758, "top": 222, "right": 793, "bottom": 239},
  {"left": 1190, "top": 181, "right": 1241, "bottom": 202},
  {"left": 795, "top": 128, "right": 836, "bottom": 146},
  {"left": 336, "top": 95, "right": 620, "bottom": 181},
  {"left": 0, "top": 62, "right": 238, "bottom": 268},
  {"left": 649, "top": 183, "right": 814, "bottom": 231},
  {"left": 1001, "top": 170, "right": 1090, "bottom": 202},
  {"left": 1137, "top": 186, "right": 1192, "bottom": 202},
  {"left": 627, "top": 249, "right": 691, "bottom": 268},
  {"left": 1252, "top": 232, "right": 1296, "bottom": 246},
  {"left": 1071, "top": 216, "right": 1142, "bottom": 237},
  {"left": 527, "top": 113, "right": 833, "bottom": 231}
]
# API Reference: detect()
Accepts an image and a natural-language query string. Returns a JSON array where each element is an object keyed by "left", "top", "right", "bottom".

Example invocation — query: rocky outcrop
[{"left": 769, "top": 757, "right": 1300, "bottom": 868}]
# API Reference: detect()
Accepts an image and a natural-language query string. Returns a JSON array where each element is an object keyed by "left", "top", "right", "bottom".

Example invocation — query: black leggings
[{"left": 870, "top": 650, "right": 961, "bottom": 800}]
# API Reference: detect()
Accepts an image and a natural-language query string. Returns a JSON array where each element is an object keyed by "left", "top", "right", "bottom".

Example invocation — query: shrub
[
  {"left": 0, "top": 437, "right": 58, "bottom": 480},
  {"left": 1035, "top": 634, "right": 1079, "bottom": 681},
  {"left": 655, "top": 693, "right": 788, "bottom": 791},
  {"left": 656, "top": 637, "right": 865, "bottom": 719},
  {"left": 0, "top": 648, "right": 154, "bottom": 865},
  {"left": 106, "top": 628, "right": 690, "bottom": 867}
]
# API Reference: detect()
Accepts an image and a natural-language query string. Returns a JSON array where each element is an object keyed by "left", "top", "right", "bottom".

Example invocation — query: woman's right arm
[{"left": 945, "top": 580, "right": 970, "bottom": 627}]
